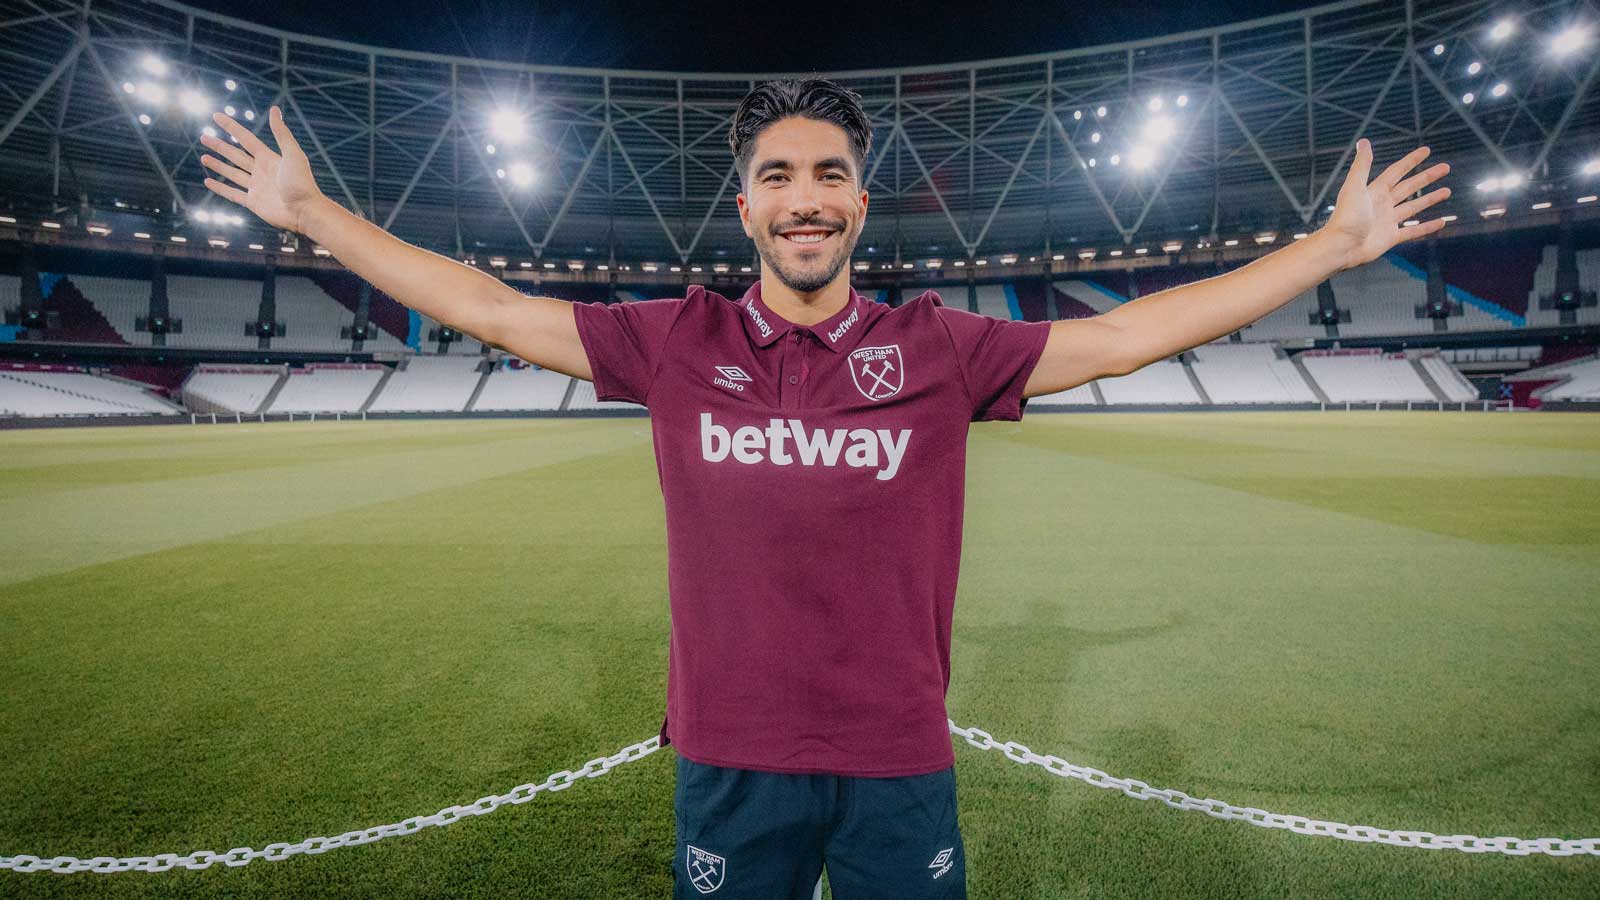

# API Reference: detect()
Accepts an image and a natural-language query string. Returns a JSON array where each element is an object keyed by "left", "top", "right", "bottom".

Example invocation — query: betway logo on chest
[{"left": 700, "top": 413, "right": 910, "bottom": 481}]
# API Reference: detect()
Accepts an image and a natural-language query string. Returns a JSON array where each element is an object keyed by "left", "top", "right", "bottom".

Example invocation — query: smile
[{"left": 781, "top": 231, "right": 835, "bottom": 246}]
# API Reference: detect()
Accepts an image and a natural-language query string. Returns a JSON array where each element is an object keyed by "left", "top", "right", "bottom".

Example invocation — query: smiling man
[{"left": 199, "top": 75, "right": 1448, "bottom": 899}]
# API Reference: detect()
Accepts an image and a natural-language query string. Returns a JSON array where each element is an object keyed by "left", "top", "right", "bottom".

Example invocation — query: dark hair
[{"left": 728, "top": 77, "right": 873, "bottom": 192}]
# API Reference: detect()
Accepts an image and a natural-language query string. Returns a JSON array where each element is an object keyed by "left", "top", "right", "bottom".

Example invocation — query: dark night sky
[{"left": 183, "top": 0, "right": 1333, "bottom": 72}]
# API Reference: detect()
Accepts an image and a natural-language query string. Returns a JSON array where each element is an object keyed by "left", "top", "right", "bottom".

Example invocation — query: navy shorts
[{"left": 672, "top": 753, "right": 967, "bottom": 899}]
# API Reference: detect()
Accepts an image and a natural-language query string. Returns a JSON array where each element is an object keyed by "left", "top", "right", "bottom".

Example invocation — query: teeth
[{"left": 785, "top": 232, "right": 829, "bottom": 244}]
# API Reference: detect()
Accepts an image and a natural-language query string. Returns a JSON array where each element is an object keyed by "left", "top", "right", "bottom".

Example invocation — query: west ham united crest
[
  {"left": 849, "top": 344, "right": 905, "bottom": 401},
  {"left": 686, "top": 844, "right": 726, "bottom": 894}
]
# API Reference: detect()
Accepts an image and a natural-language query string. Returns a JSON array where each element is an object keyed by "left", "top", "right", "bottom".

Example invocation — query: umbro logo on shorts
[
  {"left": 929, "top": 846, "right": 954, "bottom": 878},
  {"left": 687, "top": 844, "right": 726, "bottom": 893}
]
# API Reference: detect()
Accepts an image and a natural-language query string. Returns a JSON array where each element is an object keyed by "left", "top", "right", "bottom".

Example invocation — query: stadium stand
[
  {"left": 1028, "top": 382, "right": 1100, "bottom": 407},
  {"left": 265, "top": 364, "right": 385, "bottom": 414},
  {"left": 367, "top": 355, "right": 484, "bottom": 412},
  {"left": 470, "top": 363, "right": 572, "bottom": 412},
  {"left": 1416, "top": 354, "right": 1480, "bottom": 402},
  {"left": 1297, "top": 350, "right": 1435, "bottom": 403},
  {"left": 165, "top": 276, "right": 264, "bottom": 350},
  {"left": 565, "top": 377, "right": 641, "bottom": 411},
  {"left": 974, "top": 283, "right": 1015, "bottom": 320},
  {"left": 0, "top": 364, "right": 180, "bottom": 416},
  {"left": 1052, "top": 280, "right": 1123, "bottom": 315},
  {"left": 69, "top": 275, "right": 150, "bottom": 344},
  {"left": 274, "top": 276, "right": 408, "bottom": 353},
  {"left": 181, "top": 365, "right": 285, "bottom": 414},
  {"left": 1189, "top": 343, "right": 1320, "bottom": 404},
  {"left": 1095, "top": 358, "right": 1203, "bottom": 404},
  {"left": 1527, "top": 247, "right": 1600, "bottom": 328}
]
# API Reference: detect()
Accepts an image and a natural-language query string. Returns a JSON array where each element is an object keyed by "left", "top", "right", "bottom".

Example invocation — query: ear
[{"left": 736, "top": 192, "right": 751, "bottom": 238}]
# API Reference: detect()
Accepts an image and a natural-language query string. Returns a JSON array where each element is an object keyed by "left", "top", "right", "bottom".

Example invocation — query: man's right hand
[{"left": 200, "top": 106, "right": 326, "bottom": 235}]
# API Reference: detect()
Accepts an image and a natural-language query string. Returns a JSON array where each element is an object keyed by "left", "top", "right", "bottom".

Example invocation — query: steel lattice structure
[{"left": 0, "top": 0, "right": 1597, "bottom": 269}]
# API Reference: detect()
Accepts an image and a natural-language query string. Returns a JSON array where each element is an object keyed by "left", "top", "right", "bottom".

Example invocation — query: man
[{"left": 199, "top": 77, "right": 1448, "bottom": 899}]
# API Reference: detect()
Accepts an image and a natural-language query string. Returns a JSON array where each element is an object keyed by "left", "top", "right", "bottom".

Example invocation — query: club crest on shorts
[
  {"left": 686, "top": 844, "right": 726, "bottom": 894},
  {"left": 849, "top": 344, "right": 904, "bottom": 401}
]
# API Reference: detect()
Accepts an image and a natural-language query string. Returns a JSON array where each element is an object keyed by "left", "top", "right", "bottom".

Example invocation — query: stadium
[{"left": 1, "top": 0, "right": 1597, "bottom": 896}]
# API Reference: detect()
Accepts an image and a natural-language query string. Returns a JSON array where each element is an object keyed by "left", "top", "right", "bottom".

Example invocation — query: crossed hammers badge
[{"left": 848, "top": 344, "right": 905, "bottom": 401}]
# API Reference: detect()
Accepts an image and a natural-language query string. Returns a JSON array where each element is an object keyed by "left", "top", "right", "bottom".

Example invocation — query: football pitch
[{"left": 2, "top": 411, "right": 1597, "bottom": 899}]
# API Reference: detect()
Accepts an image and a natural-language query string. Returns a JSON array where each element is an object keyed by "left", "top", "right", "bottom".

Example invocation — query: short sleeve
[
  {"left": 571, "top": 298, "right": 687, "bottom": 405},
  {"left": 935, "top": 307, "right": 1052, "bottom": 422}
]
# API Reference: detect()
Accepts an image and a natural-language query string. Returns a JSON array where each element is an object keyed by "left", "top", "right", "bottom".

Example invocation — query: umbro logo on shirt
[{"left": 713, "top": 365, "right": 751, "bottom": 392}]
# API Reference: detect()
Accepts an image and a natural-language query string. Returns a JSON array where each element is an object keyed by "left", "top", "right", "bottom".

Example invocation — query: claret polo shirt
[{"left": 571, "top": 280, "right": 1050, "bottom": 777}]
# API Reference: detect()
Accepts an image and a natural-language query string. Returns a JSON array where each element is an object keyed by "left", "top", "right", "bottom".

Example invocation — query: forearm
[
  {"left": 1100, "top": 229, "right": 1351, "bottom": 372},
  {"left": 299, "top": 197, "right": 510, "bottom": 344}
]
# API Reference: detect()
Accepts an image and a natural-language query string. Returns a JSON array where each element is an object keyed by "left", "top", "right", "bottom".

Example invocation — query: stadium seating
[
  {"left": 1028, "top": 382, "right": 1099, "bottom": 407},
  {"left": 0, "top": 367, "right": 179, "bottom": 416},
  {"left": 367, "top": 355, "right": 484, "bottom": 412},
  {"left": 266, "top": 365, "right": 385, "bottom": 414},
  {"left": 272, "top": 276, "right": 409, "bottom": 353},
  {"left": 69, "top": 275, "right": 150, "bottom": 344},
  {"left": 565, "top": 377, "right": 642, "bottom": 411},
  {"left": 470, "top": 364, "right": 572, "bottom": 411},
  {"left": 1297, "top": 352, "right": 1434, "bottom": 403},
  {"left": 1416, "top": 355, "right": 1479, "bottom": 402},
  {"left": 1189, "top": 343, "right": 1320, "bottom": 403},
  {"left": 165, "top": 276, "right": 264, "bottom": 350},
  {"left": 1526, "top": 247, "right": 1600, "bottom": 328},
  {"left": 1524, "top": 355, "right": 1600, "bottom": 401},
  {"left": 182, "top": 365, "right": 285, "bottom": 414},
  {"left": 1095, "top": 358, "right": 1203, "bottom": 404}
]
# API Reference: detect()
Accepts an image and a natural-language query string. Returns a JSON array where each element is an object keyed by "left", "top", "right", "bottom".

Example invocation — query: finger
[
  {"left": 1391, "top": 162, "right": 1449, "bottom": 200},
  {"left": 1395, "top": 217, "right": 1448, "bottom": 243},
  {"left": 1348, "top": 138, "right": 1373, "bottom": 188},
  {"left": 201, "top": 154, "right": 252, "bottom": 189},
  {"left": 268, "top": 106, "right": 304, "bottom": 157},
  {"left": 212, "top": 111, "right": 272, "bottom": 159},
  {"left": 1375, "top": 145, "right": 1430, "bottom": 191},
  {"left": 200, "top": 133, "right": 255, "bottom": 172},
  {"left": 203, "top": 177, "right": 248, "bottom": 206},
  {"left": 1395, "top": 187, "right": 1450, "bottom": 220}
]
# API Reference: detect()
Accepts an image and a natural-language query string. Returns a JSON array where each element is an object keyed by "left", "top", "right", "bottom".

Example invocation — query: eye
[{"left": 823, "top": 173, "right": 844, "bottom": 181}]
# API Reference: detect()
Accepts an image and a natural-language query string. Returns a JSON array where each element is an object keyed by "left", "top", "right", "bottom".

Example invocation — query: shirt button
[{"left": 788, "top": 375, "right": 799, "bottom": 384}]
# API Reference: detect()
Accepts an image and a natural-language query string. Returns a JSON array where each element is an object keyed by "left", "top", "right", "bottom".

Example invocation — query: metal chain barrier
[
  {"left": 948, "top": 719, "right": 1600, "bottom": 857},
  {"left": 1, "top": 735, "right": 662, "bottom": 874},
  {"left": 8, "top": 720, "right": 1599, "bottom": 874}
]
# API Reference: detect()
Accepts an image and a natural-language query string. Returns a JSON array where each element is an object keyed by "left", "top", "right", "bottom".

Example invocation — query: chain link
[
  {"left": 0, "top": 735, "right": 661, "bottom": 874},
  {"left": 7, "top": 720, "right": 1599, "bottom": 874},
  {"left": 946, "top": 719, "right": 1600, "bottom": 857}
]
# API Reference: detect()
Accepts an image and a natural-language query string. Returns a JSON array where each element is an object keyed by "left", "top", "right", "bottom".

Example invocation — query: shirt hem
[{"left": 672, "top": 745, "right": 956, "bottom": 778}]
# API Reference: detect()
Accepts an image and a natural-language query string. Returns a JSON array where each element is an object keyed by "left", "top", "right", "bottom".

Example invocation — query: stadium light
[
  {"left": 1489, "top": 19, "right": 1515, "bottom": 42},
  {"left": 1072, "top": 110, "right": 1082, "bottom": 120},
  {"left": 1052, "top": 253, "right": 1065, "bottom": 261},
  {"left": 486, "top": 143, "right": 496, "bottom": 155},
  {"left": 224, "top": 78, "right": 237, "bottom": 92},
  {"left": 1095, "top": 105, "right": 1107, "bottom": 118},
  {"left": 1582, "top": 159, "right": 1600, "bottom": 176},
  {"left": 1441, "top": 214, "right": 1458, "bottom": 222},
  {"left": 1128, "top": 146, "right": 1155, "bottom": 170},
  {"left": 133, "top": 231, "right": 150, "bottom": 239},
  {"left": 1432, "top": 43, "right": 1445, "bottom": 55},
  {"left": 1531, "top": 202, "right": 1552, "bottom": 211},
  {"left": 1480, "top": 206, "right": 1506, "bottom": 217},
  {"left": 489, "top": 108, "right": 526, "bottom": 144},
  {"left": 1476, "top": 177, "right": 1501, "bottom": 192},
  {"left": 1550, "top": 25, "right": 1591, "bottom": 57},
  {"left": 223, "top": 105, "right": 235, "bottom": 116},
  {"left": 1088, "top": 158, "right": 1097, "bottom": 167},
  {"left": 1463, "top": 92, "right": 1476, "bottom": 104},
  {"left": 854, "top": 261, "right": 869, "bottom": 270},
  {"left": 1134, "top": 247, "right": 1149, "bottom": 255},
  {"left": 140, "top": 54, "right": 168, "bottom": 77},
  {"left": 1110, "top": 154, "right": 1121, "bottom": 166},
  {"left": 208, "top": 238, "right": 228, "bottom": 248},
  {"left": 1292, "top": 232, "right": 1309, "bottom": 240},
  {"left": 193, "top": 210, "right": 211, "bottom": 223},
  {"left": 710, "top": 264, "right": 726, "bottom": 273},
  {"left": 1162, "top": 242, "right": 1183, "bottom": 252},
  {"left": 901, "top": 262, "right": 914, "bottom": 269},
  {"left": 1176, "top": 94, "right": 1189, "bottom": 107},
  {"left": 490, "top": 257, "right": 507, "bottom": 268},
  {"left": 170, "top": 235, "right": 187, "bottom": 243},
  {"left": 313, "top": 246, "right": 331, "bottom": 256},
  {"left": 137, "top": 113, "right": 151, "bottom": 125},
  {"left": 1578, "top": 195, "right": 1598, "bottom": 204},
  {"left": 1147, "top": 96, "right": 1164, "bottom": 112},
  {"left": 202, "top": 125, "right": 217, "bottom": 138},
  {"left": 1078, "top": 250, "right": 1096, "bottom": 260},
  {"left": 1224, "top": 238, "right": 1239, "bottom": 246},
  {"left": 1108, "top": 249, "right": 1123, "bottom": 257},
  {"left": 135, "top": 81, "right": 167, "bottom": 105},
  {"left": 1255, "top": 233, "right": 1276, "bottom": 244},
  {"left": 243, "top": 110, "right": 255, "bottom": 121},
  {"left": 1501, "top": 172, "right": 1525, "bottom": 189},
  {"left": 1141, "top": 116, "right": 1175, "bottom": 143},
  {"left": 121, "top": 81, "right": 135, "bottom": 94},
  {"left": 741, "top": 266, "right": 752, "bottom": 273},
  {"left": 925, "top": 259, "right": 941, "bottom": 268},
  {"left": 1402, "top": 219, "right": 1419, "bottom": 227},
  {"left": 507, "top": 163, "right": 535, "bottom": 188},
  {"left": 692, "top": 266, "right": 704, "bottom": 273},
  {"left": 975, "top": 259, "right": 987, "bottom": 266},
  {"left": 1467, "top": 61, "right": 1482, "bottom": 76},
  {"left": 1491, "top": 82, "right": 1509, "bottom": 98},
  {"left": 87, "top": 225, "right": 110, "bottom": 235},
  {"left": 248, "top": 243, "right": 264, "bottom": 250},
  {"left": 1090, "top": 131, "right": 1101, "bottom": 143},
  {"left": 545, "top": 262, "right": 557, "bottom": 269}
]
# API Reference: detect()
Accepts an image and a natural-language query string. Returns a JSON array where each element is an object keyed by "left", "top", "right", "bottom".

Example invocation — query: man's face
[{"left": 736, "top": 117, "right": 868, "bottom": 295}]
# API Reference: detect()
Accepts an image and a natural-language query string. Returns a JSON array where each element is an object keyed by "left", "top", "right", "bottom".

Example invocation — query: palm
[
  {"left": 199, "top": 107, "right": 323, "bottom": 234},
  {"left": 1325, "top": 140, "right": 1452, "bottom": 270}
]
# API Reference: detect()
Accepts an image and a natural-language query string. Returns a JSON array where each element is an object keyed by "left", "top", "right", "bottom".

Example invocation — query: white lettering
[
  {"left": 744, "top": 298, "right": 772, "bottom": 338},
  {"left": 713, "top": 377, "right": 746, "bottom": 392},
  {"left": 827, "top": 307, "right": 859, "bottom": 343},
  {"left": 698, "top": 413, "right": 910, "bottom": 481}
]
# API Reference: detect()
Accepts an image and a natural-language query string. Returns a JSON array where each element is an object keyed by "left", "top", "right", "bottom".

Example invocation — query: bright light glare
[
  {"left": 1176, "top": 94, "right": 1189, "bottom": 107},
  {"left": 137, "top": 113, "right": 152, "bottom": 125},
  {"left": 1467, "top": 61, "right": 1483, "bottom": 75},
  {"left": 508, "top": 162, "right": 534, "bottom": 187},
  {"left": 243, "top": 110, "right": 255, "bottom": 121},
  {"left": 1489, "top": 19, "right": 1515, "bottom": 41},
  {"left": 140, "top": 54, "right": 167, "bottom": 77},
  {"left": 1583, "top": 160, "right": 1600, "bottom": 176},
  {"left": 224, "top": 78, "right": 237, "bottom": 91},
  {"left": 136, "top": 81, "right": 166, "bottom": 105},
  {"left": 1463, "top": 92, "right": 1476, "bottom": 104},
  {"left": 1432, "top": 43, "right": 1445, "bottom": 55},
  {"left": 1142, "top": 115, "right": 1175, "bottom": 143},
  {"left": 1147, "top": 96, "right": 1163, "bottom": 112},
  {"left": 489, "top": 108, "right": 525, "bottom": 144},
  {"left": 178, "top": 89, "right": 211, "bottom": 116},
  {"left": 1551, "top": 26, "right": 1591, "bottom": 57},
  {"left": 1491, "top": 82, "right": 1509, "bottom": 98},
  {"left": 121, "top": 81, "right": 135, "bottom": 94},
  {"left": 1128, "top": 146, "right": 1155, "bottom": 170},
  {"left": 1090, "top": 131, "right": 1101, "bottom": 143},
  {"left": 1095, "top": 105, "right": 1107, "bottom": 118}
]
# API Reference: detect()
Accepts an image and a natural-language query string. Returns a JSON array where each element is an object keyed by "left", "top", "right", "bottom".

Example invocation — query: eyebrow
[{"left": 753, "top": 156, "right": 853, "bottom": 180}]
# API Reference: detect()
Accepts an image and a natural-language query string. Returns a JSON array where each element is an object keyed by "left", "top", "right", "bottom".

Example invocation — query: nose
[{"left": 788, "top": 179, "right": 823, "bottom": 220}]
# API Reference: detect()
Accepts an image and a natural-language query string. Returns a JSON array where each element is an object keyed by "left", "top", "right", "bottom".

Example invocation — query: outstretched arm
[
  {"left": 198, "top": 107, "right": 592, "bottom": 379},
  {"left": 1023, "top": 139, "right": 1451, "bottom": 398}
]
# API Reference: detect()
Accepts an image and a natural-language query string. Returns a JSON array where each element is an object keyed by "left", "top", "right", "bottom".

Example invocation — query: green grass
[{"left": 1, "top": 412, "right": 1597, "bottom": 899}]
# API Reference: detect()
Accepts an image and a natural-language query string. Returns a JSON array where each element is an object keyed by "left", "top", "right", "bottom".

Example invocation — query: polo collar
[{"left": 736, "top": 281, "right": 872, "bottom": 354}]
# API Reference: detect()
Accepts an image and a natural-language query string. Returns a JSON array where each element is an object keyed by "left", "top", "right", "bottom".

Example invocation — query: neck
[{"left": 758, "top": 267, "right": 851, "bottom": 326}]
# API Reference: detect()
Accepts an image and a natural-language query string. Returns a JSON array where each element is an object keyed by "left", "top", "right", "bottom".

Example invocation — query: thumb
[
  {"left": 1348, "top": 138, "right": 1373, "bottom": 187},
  {"left": 268, "top": 106, "right": 304, "bottom": 158}
]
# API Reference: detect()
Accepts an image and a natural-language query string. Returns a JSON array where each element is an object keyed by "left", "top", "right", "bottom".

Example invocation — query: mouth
[{"left": 779, "top": 229, "right": 837, "bottom": 249}]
